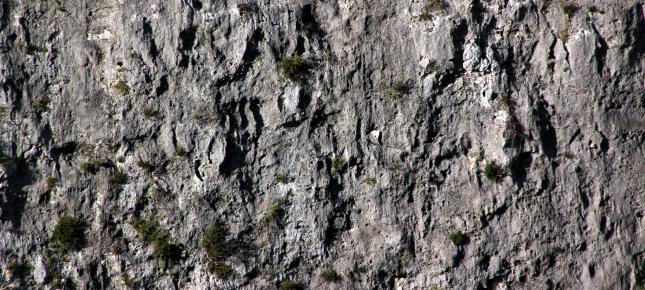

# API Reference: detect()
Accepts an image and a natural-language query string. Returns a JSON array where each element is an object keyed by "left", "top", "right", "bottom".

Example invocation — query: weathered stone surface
[{"left": 0, "top": 0, "right": 643, "bottom": 289}]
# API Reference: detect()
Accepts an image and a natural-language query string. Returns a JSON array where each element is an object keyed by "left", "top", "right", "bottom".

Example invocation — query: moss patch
[{"left": 280, "top": 55, "right": 308, "bottom": 81}]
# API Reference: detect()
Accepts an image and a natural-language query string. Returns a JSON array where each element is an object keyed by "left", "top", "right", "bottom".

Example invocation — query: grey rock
[
  {"left": 32, "top": 256, "right": 47, "bottom": 285},
  {"left": 0, "top": 0, "right": 643, "bottom": 289}
]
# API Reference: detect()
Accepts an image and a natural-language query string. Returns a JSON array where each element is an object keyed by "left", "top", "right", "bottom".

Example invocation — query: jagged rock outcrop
[{"left": 0, "top": 0, "right": 644, "bottom": 289}]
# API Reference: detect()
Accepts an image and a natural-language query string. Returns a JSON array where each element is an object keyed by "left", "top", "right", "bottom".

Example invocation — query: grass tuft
[
  {"left": 321, "top": 269, "right": 341, "bottom": 283},
  {"left": 137, "top": 160, "right": 156, "bottom": 173},
  {"left": 388, "top": 81, "right": 409, "bottom": 97},
  {"left": 364, "top": 177, "right": 376, "bottom": 186},
  {"left": 80, "top": 160, "right": 101, "bottom": 174},
  {"left": 111, "top": 171, "right": 128, "bottom": 184},
  {"left": 279, "top": 281, "right": 300, "bottom": 290},
  {"left": 131, "top": 218, "right": 181, "bottom": 267},
  {"left": 276, "top": 174, "right": 289, "bottom": 184},
  {"left": 113, "top": 81, "right": 129, "bottom": 96},
  {"left": 266, "top": 198, "right": 284, "bottom": 222},
  {"left": 331, "top": 156, "right": 346, "bottom": 173}
]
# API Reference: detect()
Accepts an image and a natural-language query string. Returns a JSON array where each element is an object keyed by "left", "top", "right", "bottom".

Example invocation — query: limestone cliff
[{"left": 0, "top": 0, "right": 643, "bottom": 289}]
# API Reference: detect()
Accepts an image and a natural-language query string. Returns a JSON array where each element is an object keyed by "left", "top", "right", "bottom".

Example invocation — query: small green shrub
[
  {"left": 48, "top": 276, "right": 77, "bottom": 290},
  {"left": 46, "top": 177, "right": 58, "bottom": 189},
  {"left": 147, "top": 184, "right": 161, "bottom": 195},
  {"left": 25, "top": 45, "right": 48, "bottom": 55},
  {"left": 7, "top": 260, "right": 33, "bottom": 279},
  {"left": 32, "top": 96, "right": 50, "bottom": 114},
  {"left": 637, "top": 279, "right": 645, "bottom": 290},
  {"left": 280, "top": 55, "right": 307, "bottom": 81},
  {"left": 111, "top": 171, "right": 128, "bottom": 184},
  {"left": 52, "top": 215, "right": 86, "bottom": 254},
  {"left": 506, "top": 115, "right": 524, "bottom": 139},
  {"left": 209, "top": 261, "right": 232, "bottom": 279},
  {"left": 331, "top": 156, "right": 346, "bottom": 173},
  {"left": 152, "top": 235, "right": 181, "bottom": 266},
  {"left": 562, "top": 3, "right": 578, "bottom": 18},
  {"left": 123, "top": 274, "right": 134, "bottom": 288},
  {"left": 587, "top": 5, "right": 603, "bottom": 14},
  {"left": 202, "top": 223, "right": 227, "bottom": 261},
  {"left": 142, "top": 107, "right": 157, "bottom": 118},
  {"left": 425, "top": 0, "right": 446, "bottom": 12},
  {"left": 424, "top": 59, "right": 439, "bottom": 74},
  {"left": 54, "top": 0, "right": 66, "bottom": 12},
  {"left": 417, "top": 0, "right": 446, "bottom": 21},
  {"left": 238, "top": 3, "right": 258, "bottom": 16},
  {"left": 131, "top": 218, "right": 181, "bottom": 266},
  {"left": 542, "top": 0, "right": 555, "bottom": 11},
  {"left": 175, "top": 147, "right": 187, "bottom": 157},
  {"left": 131, "top": 219, "right": 161, "bottom": 242},
  {"left": 321, "top": 269, "right": 340, "bottom": 283},
  {"left": 276, "top": 174, "right": 289, "bottom": 184},
  {"left": 137, "top": 160, "right": 155, "bottom": 173},
  {"left": 279, "top": 281, "right": 300, "bottom": 290},
  {"left": 483, "top": 161, "right": 503, "bottom": 182},
  {"left": 202, "top": 223, "right": 233, "bottom": 278},
  {"left": 265, "top": 198, "right": 284, "bottom": 222},
  {"left": 0, "top": 153, "right": 9, "bottom": 165},
  {"left": 364, "top": 177, "right": 376, "bottom": 186},
  {"left": 499, "top": 93, "right": 514, "bottom": 112},
  {"left": 80, "top": 160, "right": 101, "bottom": 174},
  {"left": 417, "top": 13, "right": 433, "bottom": 22},
  {"left": 388, "top": 81, "right": 409, "bottom": 97},
  {"left": 563, "top": 151, "right": 574, "bottom": 159},
  {"left": 449, "top": 231, "right": 466, "bottom": 246},
  {"left": 0, "top": 153, "right": 14, "bottom": 171},
  {"left": 113, "top": 81, "right": 129, "bottom": 96}
]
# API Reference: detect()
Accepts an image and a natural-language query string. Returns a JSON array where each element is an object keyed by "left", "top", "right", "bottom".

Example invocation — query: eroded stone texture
[{"left": 0, "top": 0, "right": 643, "bottom": 289}]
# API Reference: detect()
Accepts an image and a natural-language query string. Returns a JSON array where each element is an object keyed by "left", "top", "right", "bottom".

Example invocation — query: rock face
[{"left": 0, "top": 0, "right": 643, "bottom": 289}]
